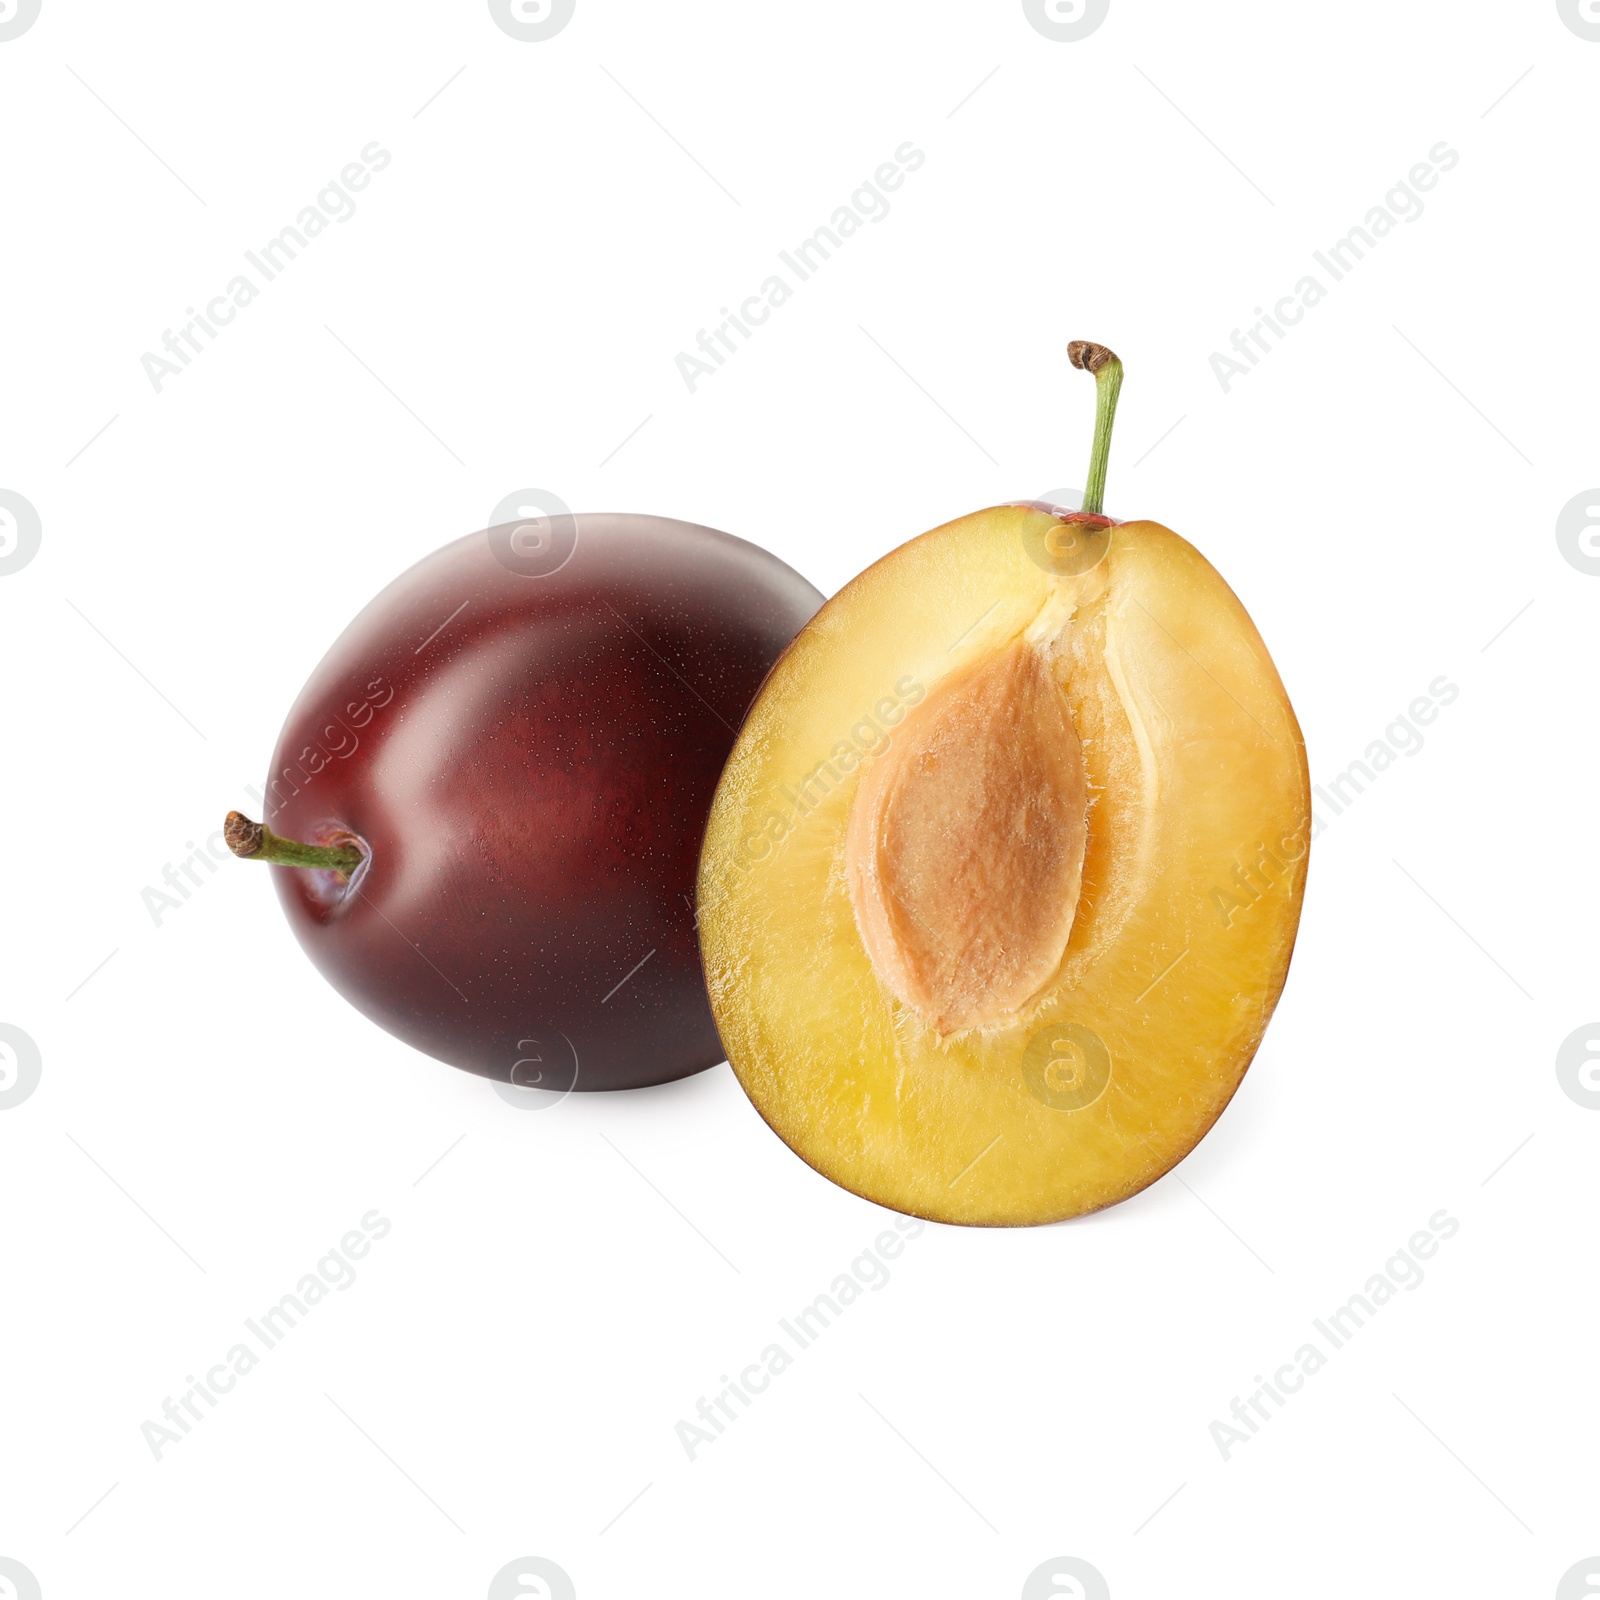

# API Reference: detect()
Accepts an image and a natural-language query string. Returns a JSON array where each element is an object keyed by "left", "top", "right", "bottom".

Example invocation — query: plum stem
[
  {"left": 1069, "top": 340, "right": 1123, "bottom": 517},
  {"left": 224, "top": 811, "right": 363, "bottom": 877}
]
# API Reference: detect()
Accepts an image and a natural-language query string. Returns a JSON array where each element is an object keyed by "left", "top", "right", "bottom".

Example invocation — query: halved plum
[{"left": 697, "top": 344, "right": 1309, "bottom": 1224}]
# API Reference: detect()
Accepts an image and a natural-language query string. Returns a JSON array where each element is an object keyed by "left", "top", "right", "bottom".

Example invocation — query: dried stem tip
[
  {"left": 1068, "top": 340, "right": 1119, "bottom": 375},
  {"left": 224, "top": 810, "right": 265, "bottom": 858}
]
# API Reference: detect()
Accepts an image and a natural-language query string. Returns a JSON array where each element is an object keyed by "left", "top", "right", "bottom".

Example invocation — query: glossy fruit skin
[{"left": 263, "top": 513, "right": 822, "bottom": 1091}]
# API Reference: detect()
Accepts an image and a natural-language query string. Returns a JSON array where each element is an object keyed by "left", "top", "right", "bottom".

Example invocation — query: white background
[{"left": 1, "top": 2, "right": 1595, "bottom": 1597}]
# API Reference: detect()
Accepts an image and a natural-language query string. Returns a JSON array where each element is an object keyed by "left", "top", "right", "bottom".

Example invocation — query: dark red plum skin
[{"left": 263, "top": 513, "right": 822, "bottom": 1091}]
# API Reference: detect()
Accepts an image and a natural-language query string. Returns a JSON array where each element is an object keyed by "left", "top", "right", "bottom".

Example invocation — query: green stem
[
  {"left": 224, "top": 811, "right": 363, "bottom": 877},
  {"left": 1069, "top": 340, "right": 1124, "bottom": 517}
]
